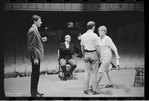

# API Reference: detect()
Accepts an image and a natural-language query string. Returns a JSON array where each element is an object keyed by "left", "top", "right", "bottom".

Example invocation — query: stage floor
[{"left": 4, "top": 69, "right": 144, "bottom": 97}]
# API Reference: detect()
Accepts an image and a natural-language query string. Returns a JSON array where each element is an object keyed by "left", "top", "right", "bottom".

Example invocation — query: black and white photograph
[{"left": 3, "top": 0, "right": 144, "bottom": 98}]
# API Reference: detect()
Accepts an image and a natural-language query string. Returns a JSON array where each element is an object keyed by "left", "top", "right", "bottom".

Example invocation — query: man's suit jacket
[
  {"left": 26, "top": 26, "right": 44, "bottom": 61},
  {"left": 59, "top": 42, "right": 75, "bottom": 60}
]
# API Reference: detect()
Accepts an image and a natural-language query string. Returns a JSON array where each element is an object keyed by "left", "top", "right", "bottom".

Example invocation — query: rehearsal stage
[
  {"left": 4, "top": 34, "right": 144, "bottom": 97},
  {"left": 4, "top": 10, "right": 144, "bottom": 98}
]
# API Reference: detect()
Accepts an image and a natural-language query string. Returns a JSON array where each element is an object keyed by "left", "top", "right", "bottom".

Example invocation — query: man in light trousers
[{"left": 81, "top": 21, "right": 101, "bottom": 95}]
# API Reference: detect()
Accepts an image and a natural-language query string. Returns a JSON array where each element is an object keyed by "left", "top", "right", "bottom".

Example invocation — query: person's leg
[
  {"left": 90, "top": 62, "right": 101, "bottom": 91},
  {"left": 30, "top": 59, "right": 40, "bottom": 95},
  {"left": 97, "top": 61, "right": 105, "bottom": 85},
  {"left": 97, "top": 62, "right": 103, "bottom": 84},
  {"left": 106, "top": 70, "right": 113, "bottom": 85},
  {"left": 30, "top": 59, "right": 35, "bottom": 95},
  {"left": 90, "top": 52, "right": 100, "bottom": 94},
  {"left": 97, "top": 72, "right": 104, "bottom": 85},
  {"left": 84, "top": 54, "right": 91, "bottom": 93},
  {"left": 67, "top": 59, "right": 77, "bottom": 75},
  {"left": 34, "top": 60, "right": 40, "bottom": 93},
  {"left": 102, "top": 60, "right": 113, "bottom": 87},
  {"left": 59, "top": 59, "right": 67, "bottom": 78},
  {"left": 89, "top": 70, "right": 93, "bottom": 91},
  {"left": 91, "top": 59, "right": 100, "bottom": 92}
]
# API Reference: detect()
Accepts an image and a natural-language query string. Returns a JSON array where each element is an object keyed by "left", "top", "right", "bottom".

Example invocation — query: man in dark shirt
[{"left": 59, "top": 35, "right": 77, "bottom": 80}]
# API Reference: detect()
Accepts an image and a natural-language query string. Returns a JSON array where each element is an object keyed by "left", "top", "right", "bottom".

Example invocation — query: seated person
[
  {"left": 59, "top": 35, "right": 77, "bottom": 80},
  {"left": 59, "top": 33, "right": 83, "bottom": 58}
]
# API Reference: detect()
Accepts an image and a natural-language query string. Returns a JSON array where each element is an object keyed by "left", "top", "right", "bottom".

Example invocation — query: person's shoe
[
  {"left": 84, "top": 90, "right": 89, "bottom": 94},
  {"left": 36, "top": 92, "right": 44, "bottom": 96},
  {"left": 92, "top": 91, "right": 101, "bottom": 95},
  {"left": 30, "top": 93, "right": 43, "bottom": 97},
  {"left": 68, "top": 74, "right": 73, "bottom": 80},
  {"left": 63, "top": 76, "right": 67, "bottom": 81},
  {"left": 30, "top": 94, "right": 37, "bottom": 97},
  {"left": 112, "top": 65, "right": 116, "bottom": 68},
  {"left": 90, "top": 86, "right": 93, "bottom": 92},
  {"left": 105, "top": 84, "right": 114, "bottom": 88}
]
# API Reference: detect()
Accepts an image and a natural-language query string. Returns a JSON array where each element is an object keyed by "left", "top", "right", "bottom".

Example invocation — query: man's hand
[
  {"left": 34, "top": 59, "right": 39, "bottom": 65},
  {"left": 78, "top": 34, "right": 81, "bottom": 40},
  {"left": 42, "top": 37, "right": 47, "bottom": 42}
]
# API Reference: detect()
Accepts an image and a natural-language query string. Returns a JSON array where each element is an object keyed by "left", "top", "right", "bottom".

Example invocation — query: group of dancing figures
[{"left": 26, "top": 15, "right": 120, "bottom": 97}]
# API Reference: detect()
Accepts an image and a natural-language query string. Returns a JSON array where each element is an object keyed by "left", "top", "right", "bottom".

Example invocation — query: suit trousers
[
  {"left": 30, "top": 59, "right": 41, "bottom": 95},
  {"left": 84, "top": 51, "right": 99, "bottom": 91}
]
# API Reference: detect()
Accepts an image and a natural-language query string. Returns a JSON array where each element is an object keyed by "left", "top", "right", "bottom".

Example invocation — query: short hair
[
  {"left": 87, "top": 21, "right": 95, "bottom": 29},
  {"left": 31, "top": 15, "right": 41, "bottom": 24},
  {"left": 98, "top": 25, "right": 107, "bottom": 33},
  {"left": 65, "top": 34, "right": 71, "bottom": 39}
]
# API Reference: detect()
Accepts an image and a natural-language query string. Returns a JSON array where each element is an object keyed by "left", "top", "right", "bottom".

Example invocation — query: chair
[
  {"left": 134, "top": 65, "right": 144, "bottom": 86},
  {"left": 57, "top": 50, "right": 72, "bottom": 80}
]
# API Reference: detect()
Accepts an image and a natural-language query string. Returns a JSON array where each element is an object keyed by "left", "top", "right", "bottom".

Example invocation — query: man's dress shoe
[
  {"left": 92, "top": 91, "right": 101, "bottom": 95},
  {"left": 63, "top": 76, "right": 67, "bottom": 81},
  {"left": 84, "top": 90, "right": 89, "bottom": 94},
  {"left": 37, "top": 92, "right": 44, "bottom": 96},
  {"left": 31, "top": 92, "right": 44, "bottom": 97},
  {"left": 68, "top": 75, "right": 73, "bottom": 80}
]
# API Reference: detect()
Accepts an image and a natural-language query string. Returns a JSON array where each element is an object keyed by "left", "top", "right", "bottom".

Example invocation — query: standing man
[
  {"left": 81, "top": 21, "right": 101, "bottom": 95},
  {"left": 26, "top": 15, "right": 47, "bottom": 97}
]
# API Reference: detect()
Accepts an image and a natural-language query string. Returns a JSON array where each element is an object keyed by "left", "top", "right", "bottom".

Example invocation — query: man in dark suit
[
  {"left": 26, "top": 15, "right": 47, "bottom": 97},
  {"left": 59, "top": 35, "right": 77, "bottom": 80}
]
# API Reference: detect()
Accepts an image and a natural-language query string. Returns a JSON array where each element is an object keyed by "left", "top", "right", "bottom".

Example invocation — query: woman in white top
[{"left": 97, "top": 25, "right": 120, "bottom": 87}]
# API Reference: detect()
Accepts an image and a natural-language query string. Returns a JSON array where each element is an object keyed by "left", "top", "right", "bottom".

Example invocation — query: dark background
[{"left": 3, "top": 11, "right": 144, "bottom": 32}]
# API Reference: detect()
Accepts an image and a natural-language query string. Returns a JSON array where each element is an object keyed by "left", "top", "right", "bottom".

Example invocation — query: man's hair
[
  {"left": 65, "top": 34, "right": 71, "bottom": 39},
  {"left": 31, "top": 15, "right": 41, "bottom": 24},
  {"left": 87, "top": 21, "right": 95, "bottom": 30}
]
